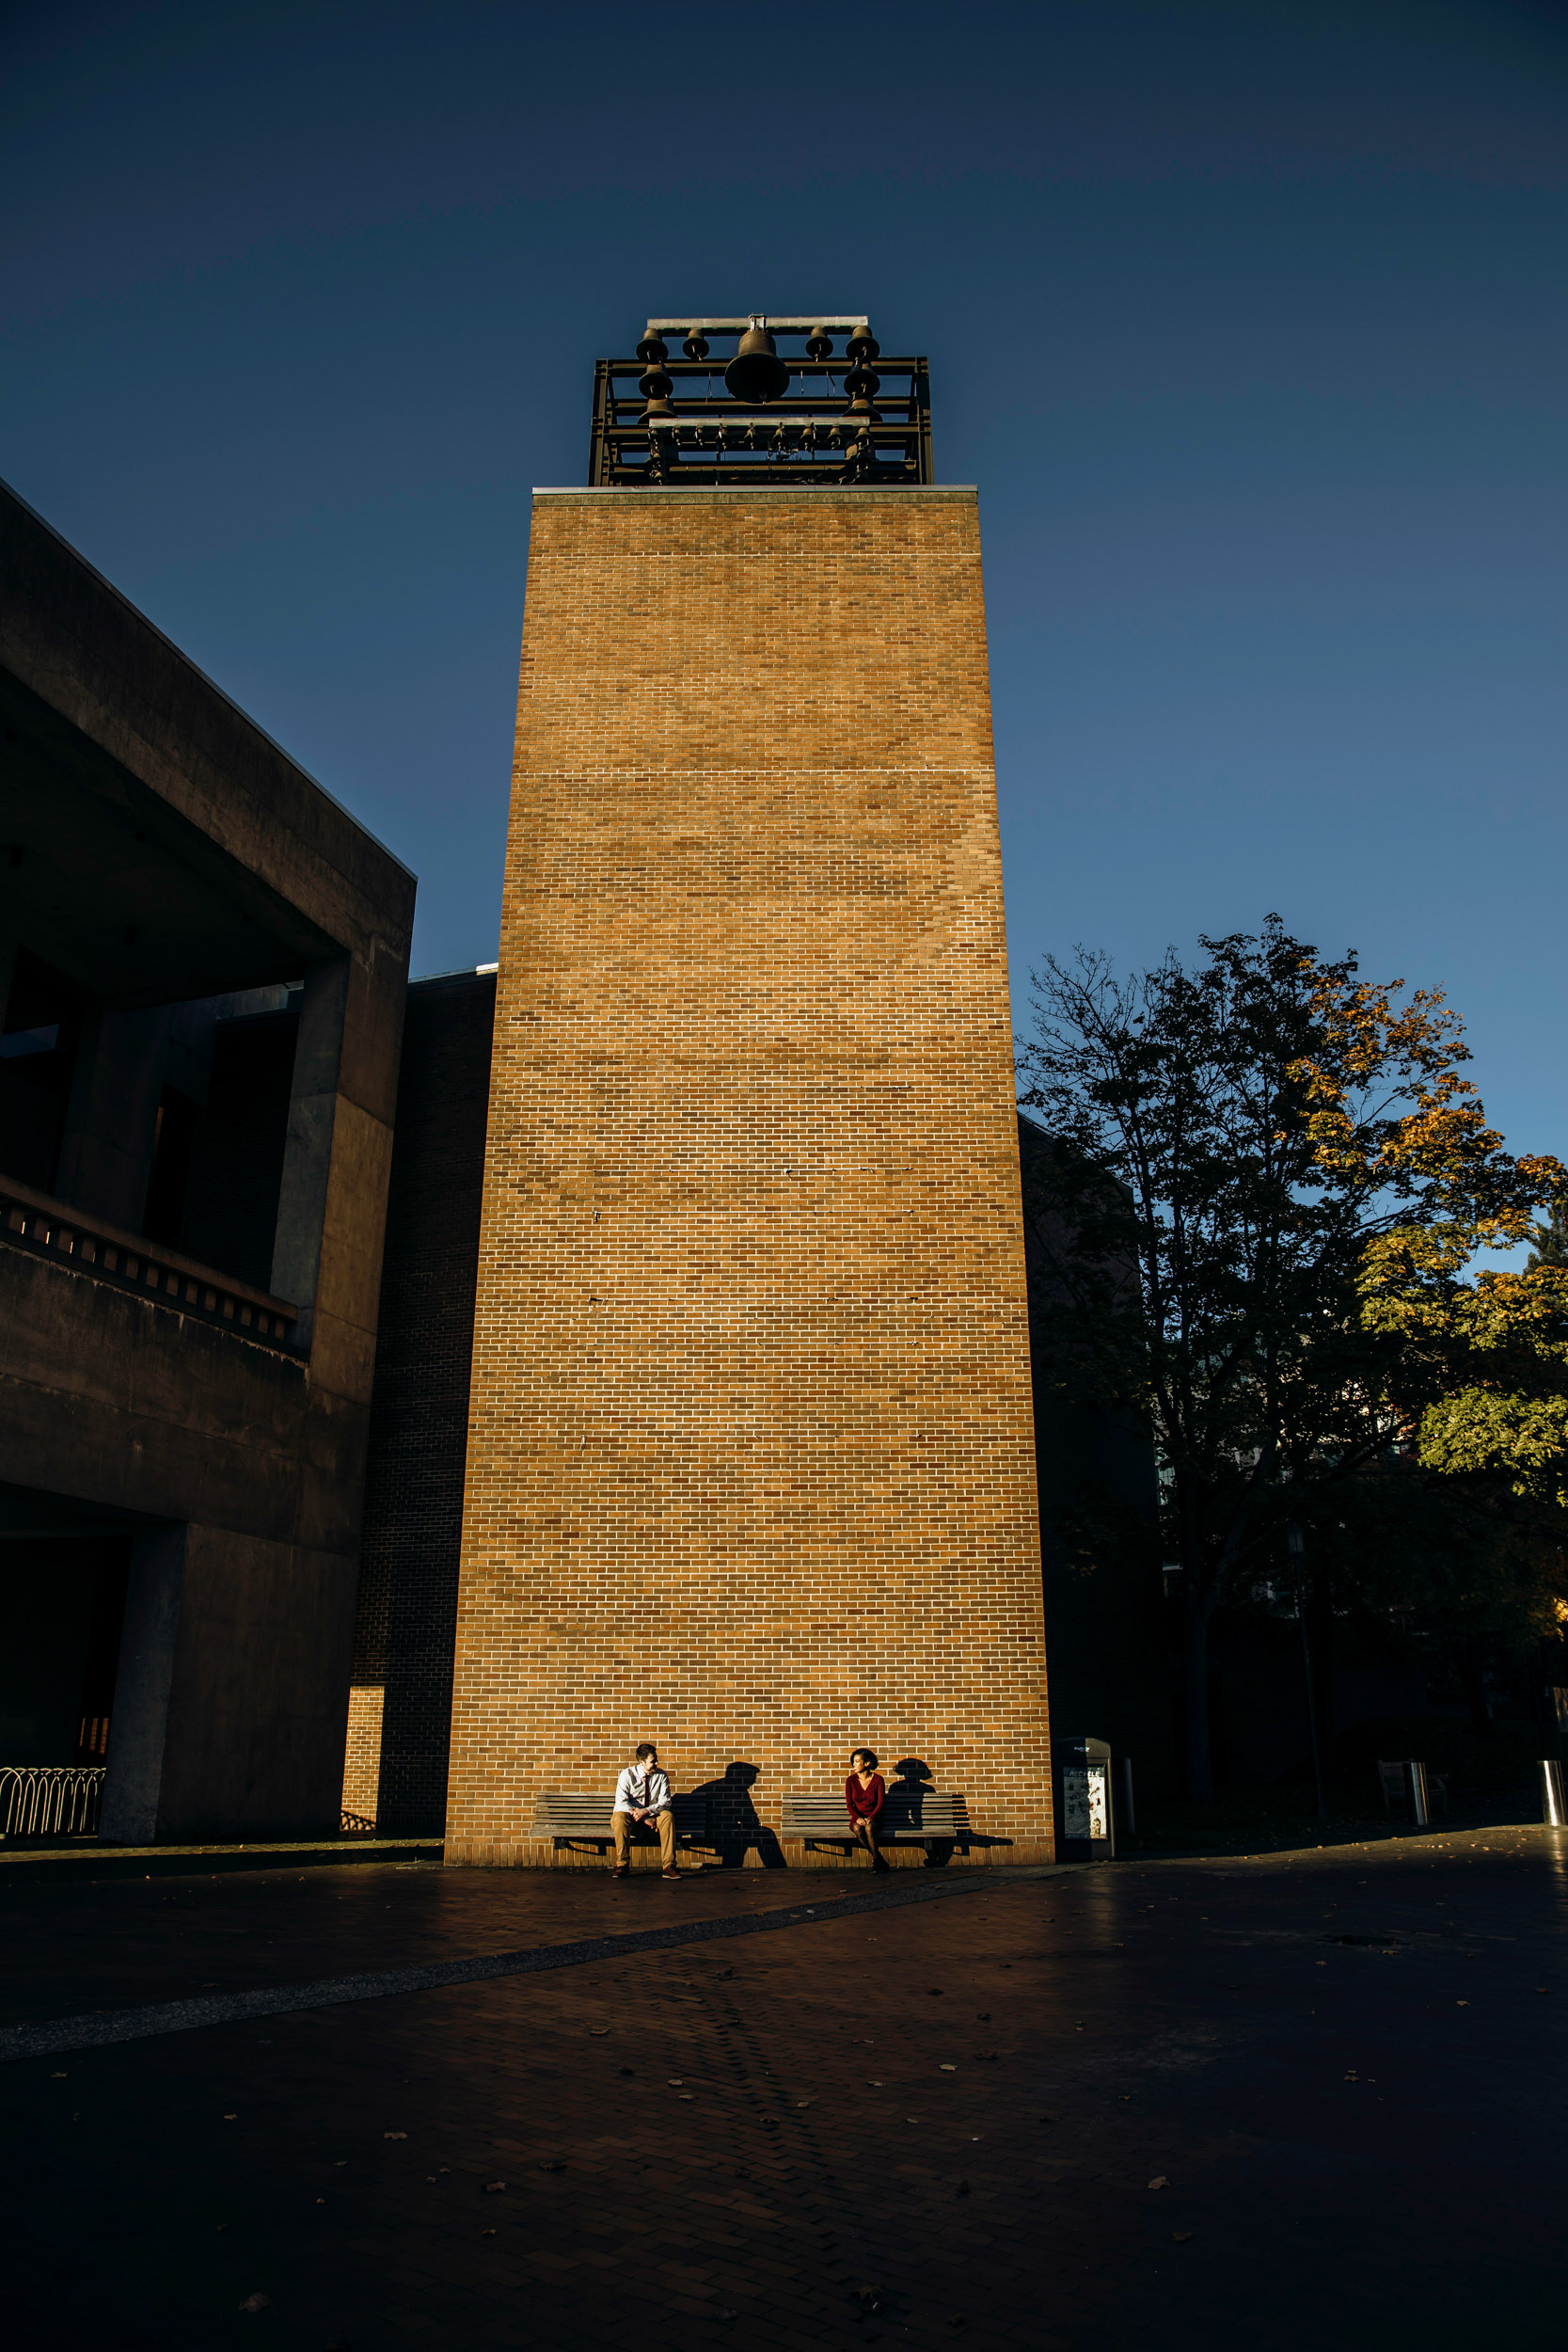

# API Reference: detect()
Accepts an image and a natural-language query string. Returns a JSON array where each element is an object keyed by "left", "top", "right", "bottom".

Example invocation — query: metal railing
[
  {"left": 0, "top": 1175, "right": 301, "bottom": 1349},
  {"left": 0, "top": 1764, "right": 106, "bottom": 1840}
]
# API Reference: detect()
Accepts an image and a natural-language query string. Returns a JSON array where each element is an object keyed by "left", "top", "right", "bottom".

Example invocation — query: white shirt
[{"left": 614, "top": 1762, "right": 671, "bottom": 1816}]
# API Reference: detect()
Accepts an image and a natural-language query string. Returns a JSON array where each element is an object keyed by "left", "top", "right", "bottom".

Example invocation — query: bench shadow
[
  {"left": 689, "top": 1761, "right": 786, "bottom": 1869},
  {"left": 888, "top": 1757, "right": 1012, "bottom": 1865}
]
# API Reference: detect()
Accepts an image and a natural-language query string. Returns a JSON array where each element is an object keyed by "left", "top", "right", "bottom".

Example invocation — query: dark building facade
[
  {"left": 0, "top": 481, "right": 413, "bottom": 1841},
  {"left": 343, "top": 967, "right": 496, "bottom": 1836}
]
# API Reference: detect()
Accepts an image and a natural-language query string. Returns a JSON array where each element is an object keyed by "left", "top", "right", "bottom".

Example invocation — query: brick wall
[
  {"left": 350, "top": 969, "right": 496, "bottom": 1835},
  {"left": 447, "top": 486, "right": 1051, "bottom": 1867}
]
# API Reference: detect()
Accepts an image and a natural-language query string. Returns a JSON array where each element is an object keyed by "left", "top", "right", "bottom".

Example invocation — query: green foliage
[
  {"left": 1018, "top": 914, "right": 1568, "bottom": 1798},
  {"left": 1528, "top": 1202, "right": 1568, "bottom": 1272}
]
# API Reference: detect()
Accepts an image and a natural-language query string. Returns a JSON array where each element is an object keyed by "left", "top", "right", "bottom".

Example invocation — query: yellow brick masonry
[{"left": 445, "top": 485, "right": 1053, "bottom": 1867}]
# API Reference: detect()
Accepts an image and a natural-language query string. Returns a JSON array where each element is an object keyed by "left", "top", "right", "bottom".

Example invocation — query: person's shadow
[{"left": 689, "top": 1761, "right": 786, "bottom": 1869}]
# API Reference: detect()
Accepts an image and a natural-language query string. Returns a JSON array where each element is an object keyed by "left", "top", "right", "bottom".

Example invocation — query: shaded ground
[
  {"left": 1130, "top": 1783, "right": 1539, "bottom": 1856},
  {"left": 5, "top": 1825, "right": 1565, "bottom": 2350}
]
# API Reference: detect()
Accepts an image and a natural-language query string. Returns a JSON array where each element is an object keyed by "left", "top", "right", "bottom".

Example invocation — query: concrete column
[
  {"left": 55, "top": 1001, "right": 171, "bottom": 1228},
  {"left": 99, "top": 1523, "right": 185, "bottom": 1845},
  {"left": 99, "top": 1522, "right": 359, "bottom": 1842},
  {"left": 270, "top": 957, "right": 350, "bottom": 1345}
]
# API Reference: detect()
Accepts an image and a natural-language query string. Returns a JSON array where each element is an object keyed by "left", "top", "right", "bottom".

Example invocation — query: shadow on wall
[{"left": 689, "top": 1761, "right": 785, "bottom": 1868}]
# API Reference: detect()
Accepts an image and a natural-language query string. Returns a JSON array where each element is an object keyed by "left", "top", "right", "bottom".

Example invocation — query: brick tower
[{"left": 445, "top": 316, "right": 1052, "bottom": 1866}]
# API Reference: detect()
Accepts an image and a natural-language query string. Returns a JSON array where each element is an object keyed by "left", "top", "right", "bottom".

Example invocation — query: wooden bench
[
  {"left": 531, "top": 1791, "right": 713, "bottom": 1857},
  {"left": 781, "top": 1788, "right": 972, "bottom": 1856}
]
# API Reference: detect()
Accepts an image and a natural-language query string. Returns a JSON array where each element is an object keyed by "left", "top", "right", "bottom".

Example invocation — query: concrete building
[
  {"left": 443, "top": 317, "right": 1053, "bottom": 1866},
  {"left": 0, "top": 481, "right": 414, "bottom": 1841}
]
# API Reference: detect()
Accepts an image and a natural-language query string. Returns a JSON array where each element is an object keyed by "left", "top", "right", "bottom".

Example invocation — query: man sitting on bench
[{"left": 611, "top": 1741, "right": 680, "bottom": 1879}]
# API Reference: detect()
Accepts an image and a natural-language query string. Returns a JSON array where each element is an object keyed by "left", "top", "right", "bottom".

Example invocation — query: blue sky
[{"left": 3, "top": 0, "right": 1565, "bottom": 1171}]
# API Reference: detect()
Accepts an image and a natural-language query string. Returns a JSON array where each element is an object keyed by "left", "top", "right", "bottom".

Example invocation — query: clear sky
[{"left": 4, "top": 1, "right": 1564, "bottom": 1168}]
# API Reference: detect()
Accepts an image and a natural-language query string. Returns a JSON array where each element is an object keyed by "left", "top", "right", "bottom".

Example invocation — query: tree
[
  {"left": 1527, "top": 1202, "right": 1568, "bottom": 1272},
  {"left": 1018, "top": 915, "right": 1564, "bottom": 1803}
]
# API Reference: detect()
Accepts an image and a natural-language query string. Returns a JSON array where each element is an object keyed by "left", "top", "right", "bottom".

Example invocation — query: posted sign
[{"left": 1054, "top": 1735, "right": 1115, "bottom": 1861}]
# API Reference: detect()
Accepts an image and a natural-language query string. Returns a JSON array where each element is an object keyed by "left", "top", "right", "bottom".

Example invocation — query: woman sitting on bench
[{"left": 846, "top": 1748, "right": 890, "bottom": 1871}]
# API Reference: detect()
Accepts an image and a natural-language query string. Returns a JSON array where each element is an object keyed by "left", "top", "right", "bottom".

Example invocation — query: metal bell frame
[{"left": 588, "top": 314, "right": 933, "bottom": 488}]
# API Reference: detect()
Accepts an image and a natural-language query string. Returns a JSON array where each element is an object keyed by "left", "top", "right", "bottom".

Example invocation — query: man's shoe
[
  {"left": 611, "top": 1866, "right": 629, "bottom": 1877},
  {"left": 661, "top": 1868, "right": 682, "bottom": 1881}
]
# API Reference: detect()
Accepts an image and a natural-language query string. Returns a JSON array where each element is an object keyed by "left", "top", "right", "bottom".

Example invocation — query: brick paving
[{"left": 4, "top": 1826, "right": 1564, "bottom": 2349}]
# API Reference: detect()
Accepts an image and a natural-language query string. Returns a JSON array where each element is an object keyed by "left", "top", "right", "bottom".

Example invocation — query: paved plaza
[{"left": 3, "top": 1826, "right": 1563, "bottom": 2350}]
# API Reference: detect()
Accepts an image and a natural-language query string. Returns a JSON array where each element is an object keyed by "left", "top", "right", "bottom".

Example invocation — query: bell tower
[{"left": 445, "top": 315, "right": 1053, "bottom": 1866}]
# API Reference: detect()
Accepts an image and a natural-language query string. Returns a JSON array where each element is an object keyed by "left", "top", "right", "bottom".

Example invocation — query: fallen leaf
[
  {"left": 315, "top": 2197, "right": 326, "bottom": 2205},
  {"left": 384, "top": 2131, "right": 406, "bottom": 2141},
  {"left": 1172, "top": 2231, "right": 1194, "bottom": 2244},
  {"left": 1456, "top": 2000, "right": 1469, "bottom": 2008},
  {"left": 940, "top": 2064, "right": 958, "bottom": 2073},
  {"left": 537, "top": 2161, "right": 567, "bottom": 2172},
  {"left": 1037, "top": 2112, "right": 1058, "bottom": 2123},
  {"left": 238, "top": 2293, "right": 271, "bottom": 2312},
  {"left": 483, "top": 2181, "right": 507, "bottom": 2193},
  {"left": 1148, "top": 2176, "right": 1168, "bottom": 2190},
  {"left": 668, "top": 2078, "right": 684, "bottom": 2086},
  {"left": 215, "top": 2224, "right": 229, "bottom": 2233},
  {"left": 975, "top": 2013, "right": 990, "bottom": 2023},
  {"left": 855, "top": 2285, "right": 882, "bottom": 2312},
  {"left": 50, "top": 2072, "right": 67, "bottom": 2079},
  {"left": 589, "top": 2028, "right": 609, "bottom": 2037},
  {"left": 223, "top": 2113, "right": 238, "bottom": 2122},
  {"left": 866, "top": 2079, "right": 883, "bottom": 2087},
  {"left": 481, "top": 2227, "right": 496, "bottom": 2237}
]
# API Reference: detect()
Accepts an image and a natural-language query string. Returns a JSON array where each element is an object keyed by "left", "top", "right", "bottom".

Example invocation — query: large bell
[{"left": 724, "top": 321, "right": 790, "bottom": 404}]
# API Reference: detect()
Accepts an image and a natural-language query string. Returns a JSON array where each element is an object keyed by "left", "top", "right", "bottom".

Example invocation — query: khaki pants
[{"left": 612, "top": 1808, "right": 677, "bottom": 1869}]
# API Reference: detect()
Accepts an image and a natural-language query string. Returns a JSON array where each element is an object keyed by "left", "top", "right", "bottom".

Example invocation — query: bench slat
[
  {"left": 531, "top": 1792, "right": 712, "bottom": 1844},
  {"left": 781, "top": 1791, "right": 969, "bottom": 1842}
]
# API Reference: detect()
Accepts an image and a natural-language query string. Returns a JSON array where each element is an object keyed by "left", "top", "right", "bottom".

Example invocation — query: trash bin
[
  {"left": 1541, "top": 1759, "right": 1566, "bottom": 1827},
  {"left": 1055, "top": 1736, "right": 1115, "bottom": 1862}
]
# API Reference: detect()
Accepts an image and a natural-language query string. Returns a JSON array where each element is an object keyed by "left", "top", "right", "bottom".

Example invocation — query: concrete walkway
[{"left": 3, "top": 1825, "right": 1562, "bottom": 2349}]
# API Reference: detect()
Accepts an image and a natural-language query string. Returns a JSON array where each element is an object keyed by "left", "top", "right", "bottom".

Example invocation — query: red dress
[{"left": 846, "top": 1772, "right": 885, "bottom": 1824}]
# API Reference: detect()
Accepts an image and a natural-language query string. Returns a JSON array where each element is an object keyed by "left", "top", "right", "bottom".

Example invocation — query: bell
[
  {"left": 724, "top": 321, "right": 790, "bottom": 404},
  {"left": 805, "top": 326, "right": 832, "bottom": 360},
  {"left": 683, "top": 329, "right": 709, "bottom": 359}
]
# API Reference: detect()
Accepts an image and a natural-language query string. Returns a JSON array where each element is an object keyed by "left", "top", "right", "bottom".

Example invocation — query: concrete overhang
[{"left": 0, "top": 480, "right": 416, "bottom": 1009}]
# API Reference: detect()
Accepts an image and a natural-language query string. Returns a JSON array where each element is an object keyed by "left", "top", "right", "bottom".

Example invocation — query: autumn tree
[{"left": 1017, "top": 914, "right": 1564, "bottom": 1803}]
